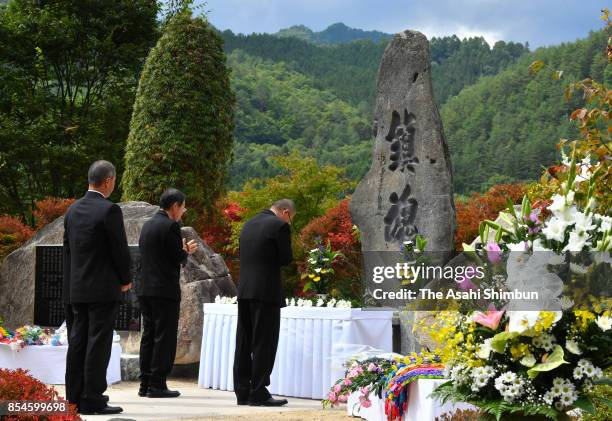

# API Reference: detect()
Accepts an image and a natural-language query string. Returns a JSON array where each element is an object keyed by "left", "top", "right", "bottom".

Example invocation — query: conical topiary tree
[{"left": 122, "top": 10, "right": 234, "bottom": 216}]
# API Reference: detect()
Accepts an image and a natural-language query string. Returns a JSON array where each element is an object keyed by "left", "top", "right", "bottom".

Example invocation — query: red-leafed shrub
[
  {"left": 0, "top": 215, "right": 35, "bottom": 260},
  {"left": 0, "top": 368, "right": 81, "bottom": 420},
  {"left": 32, "top": 197, "right": 75, "bottom": 229},
  {"left": 299, "top": 198, "right": 362, "bottom": 300},
  {"left": 454, "top": 183, "right": 526, "bottom": 251},
  {"left": 196, "top": 198, "right": 243, "bottom": 284}
]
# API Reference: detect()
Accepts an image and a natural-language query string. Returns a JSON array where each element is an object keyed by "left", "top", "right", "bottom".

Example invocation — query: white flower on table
[
  {"left": 532, "top": 332, "right": 556, "bottom": 351},
  {"left": 542, "top": 217, "right": 567, "bottom": 242},
  {"left": 507, "top": 311, "right": 541, "bottom": 334},
  {"left": 476, "top": 338, "right": 493, "bottom": 359},
  {"left": 565, "top": 339, "right": 582, "bottom": 355},
  {"left": 335, "top": 299, "right": 352, "bottom": 308},
  {"left": 494, "top": 371, "right": 524, "bottom": 403},
  {"left": 573, "top": 211, "right": 595, "bottom": 233},
  {"left": 596, "top": 315, "right": 611, "bottom": 331},
  {"left": 214, "top": 295, "right": 237, "bottom": 304},
  {"left": 595, "top": 214, "right": 612, "bottom": 233},
  {"left": 562, "top": 230, "right": 590, "bottom": 252},
  {"left": 520, "top": 354, "right": 536, "bottom": 367},
  {"left": 548, "top": 193, "right": 578, "bottom": 224}
]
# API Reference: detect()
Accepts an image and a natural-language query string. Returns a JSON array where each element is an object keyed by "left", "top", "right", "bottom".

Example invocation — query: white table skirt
[
  {"left": 347, "top": 379, "right": 475, "bottom": 421},
  {"left": 0, "top": 342, "right": 122, "bottom": 385},
  {"left": 198, "top": 303, "right": 393, "bottom": 399}
]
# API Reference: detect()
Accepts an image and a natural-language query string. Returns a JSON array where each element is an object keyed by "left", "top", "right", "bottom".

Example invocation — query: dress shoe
[
  {"left": 79, "top": 405, "right": 123, "bottom": 415},
  {"left": 249, "top": 397, "right": 288, "bottom": 407},
  {"left": 147, "top": 387, "right": 180, "bottom": 398},
  {"left": 138, "top": 386, "right": 149, "bottom": 397},
  {"left": 237, "top": 400, "right": 249, "bottom": 405}
]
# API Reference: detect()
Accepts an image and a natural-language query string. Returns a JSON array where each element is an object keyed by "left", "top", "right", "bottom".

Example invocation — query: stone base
[{"left": 120, "top": 353, "right": 141, "bottom": 382}]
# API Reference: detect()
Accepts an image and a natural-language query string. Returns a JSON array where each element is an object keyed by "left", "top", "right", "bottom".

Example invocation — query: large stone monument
[
  {"left": 0, "top": 201, "right": 236, "bottom": 364},
  {"left": 350, "top": 30, "right": 456, "bottom": 352}
]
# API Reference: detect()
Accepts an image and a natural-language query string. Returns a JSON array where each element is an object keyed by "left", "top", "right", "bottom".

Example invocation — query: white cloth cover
[
  {"left": 346, "top": 379, "right": 475, "bottom": 420},
  {"left": 0, "top": 342, "right": 122, "bottom": 385},
  {"left": 198, "top": 303, "right": 393, "bottom": 399}
]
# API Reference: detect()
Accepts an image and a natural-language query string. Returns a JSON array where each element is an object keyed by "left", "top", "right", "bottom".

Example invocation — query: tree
[
  {"left": 0, "top": 0, "right": 159, "bottom": 219},
  {"left": 122, "top": 10, "right": 235, "bottom": 216},
  {"left": 227, "top": 152, "right": 354, "bottom": 251}
]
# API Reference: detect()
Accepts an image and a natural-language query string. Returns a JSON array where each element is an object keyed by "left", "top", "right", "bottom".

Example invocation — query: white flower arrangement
[
  {"left": 214, "top": 295, "right": 237, "bottom": 304},
  {"left": 213, "top": 295, "right": 352, "bottom": 308}
]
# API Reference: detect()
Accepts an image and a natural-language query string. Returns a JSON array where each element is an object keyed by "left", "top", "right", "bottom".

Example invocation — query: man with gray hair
[
  {"left": 63, "top": 160, "right": 131, "bottom": 415},
  {"left": 233, "top": 199, "right": 295, "bottom": 407}
]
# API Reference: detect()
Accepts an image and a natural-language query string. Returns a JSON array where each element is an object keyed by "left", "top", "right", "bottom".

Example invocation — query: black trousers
[
  {"left": 66, "top": 301, "right": 118, "bottom": 411},
  {"left": 233, "top": 299, "right": 281, "bottom": 402},
  {"left": 138, "top": 296, "right": 180, "bottom": 389}
]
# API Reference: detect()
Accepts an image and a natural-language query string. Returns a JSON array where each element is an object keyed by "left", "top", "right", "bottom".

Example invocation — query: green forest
[
  {"left": 223, "top": 27, "right": 609, "bottom": 194},
  {"left": 222, "top": 29, "right": 532, "bottom": 190},
  {"left": 0, "top": 0, "right": 609, "bottom": 217}
]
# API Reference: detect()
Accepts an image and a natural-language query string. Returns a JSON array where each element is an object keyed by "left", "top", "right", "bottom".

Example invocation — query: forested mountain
[
  {"left": 274, "top": 23, "right": 391, "bottom": 45},
  {"left": 221, "top": 29, "right": 528, "bottom": 109},
  {"left": 227, "top": 50, "right": 371, "bottom": 189},
  {"left": 442, "top": 30, "right": 610, "bottom": 194},
  {"left": 223, "top": 28, "right": 530, "bottom": 190}
]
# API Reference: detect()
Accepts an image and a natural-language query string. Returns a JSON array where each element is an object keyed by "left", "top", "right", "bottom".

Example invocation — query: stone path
[{"left": 52, "top": 380, "right": 352, "bottom": 421}]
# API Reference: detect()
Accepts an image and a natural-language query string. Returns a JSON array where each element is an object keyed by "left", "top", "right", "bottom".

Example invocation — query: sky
[{"left": 195, "top": 0, "right": 608, "bottom": 48}]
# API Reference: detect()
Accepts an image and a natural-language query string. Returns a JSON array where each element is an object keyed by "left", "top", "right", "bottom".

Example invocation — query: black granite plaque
[{"left": 34, "top": 245, "right": 141, "bottom": 331}]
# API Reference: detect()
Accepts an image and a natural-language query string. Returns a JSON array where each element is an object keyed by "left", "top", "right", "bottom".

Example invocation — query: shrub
[
  {"left": 122, "top": 10, "right": 235, "bottom": 218},
  {"left": 454, "top": 183, "right": 526, "bottom": 250},
  {"left": 299, "top": 198, "right": 362, "bottom": 300},
  {"left": 228, "top": 152, "right": 353, "bottom": 252},
  {"left": 0, "top": 368, "right": 81, "bottom": 420},
  {"left": 0, "top": 215, "right": 34, "bottom": 260},
  {"left": 196, "top": 198, "right": 242, "bottom": 282},
  {"left": 32, "top": 197, "right": 75, "bottom": 229}
]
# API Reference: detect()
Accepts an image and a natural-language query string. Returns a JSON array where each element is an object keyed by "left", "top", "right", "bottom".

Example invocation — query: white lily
[
  {"left": 562, "top": 230, "right": 590, "bottom": 252},
  {"left": 542, "top": 217, "right": 567, "bottom": 242}
]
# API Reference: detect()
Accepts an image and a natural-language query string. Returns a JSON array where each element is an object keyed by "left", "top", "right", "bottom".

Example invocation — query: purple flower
[
  {"left": 458, "top": 276, "right": 477, "bottom": 291},
  {"left": 529, "top": 211, "right": 540, "bottom": 224},
  {"left": 485, "top": 242, "right": 502, "bottom": 264},
  {"left": 528, "top": 226, "right": 541, "bottom": 234}
]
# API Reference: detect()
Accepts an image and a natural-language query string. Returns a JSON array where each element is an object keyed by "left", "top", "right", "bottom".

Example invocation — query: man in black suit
[
  {"left": 63, "top": 160, "right": 132, "bottom": 415},
  {"left": 137, "top": 188, "right": 197, "bottom": 398},
  {"left": 233, "top": 199, "right": 295, "bottom": 407}
]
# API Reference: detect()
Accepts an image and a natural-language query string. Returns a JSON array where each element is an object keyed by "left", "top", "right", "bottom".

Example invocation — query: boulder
[{"left": 350, "top": 30, "right": 456, "bottom": 259}]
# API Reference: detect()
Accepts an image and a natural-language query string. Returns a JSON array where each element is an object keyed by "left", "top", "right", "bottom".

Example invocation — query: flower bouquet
[
  {"left": 322, "top": 353, "right": 445, "bottom": 420},
  {"left": 302, "top": 238, "right": 344, "bottom": 295},
  {"left": 0, "top": 318, "right": 12, "bottom": 343},
  {"left": 213, "top": 294, "right": 353, "bottom": 308},
  {"left": 424, "top": 308, "right": 610, "bottom": 420},
  {"left": 420, "top": 142, "right": 612, "bottom": 420}
]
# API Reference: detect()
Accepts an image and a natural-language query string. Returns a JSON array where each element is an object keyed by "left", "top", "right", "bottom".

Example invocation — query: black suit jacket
[
  {"left": 62, "top": 191, "right": 131, "bottom": 303},
  {"left": 237, "top": 209, "right": 293, "bottom": 307},
  {"left": 136, "top": 210, "right": 188, "bottom": 301}
]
